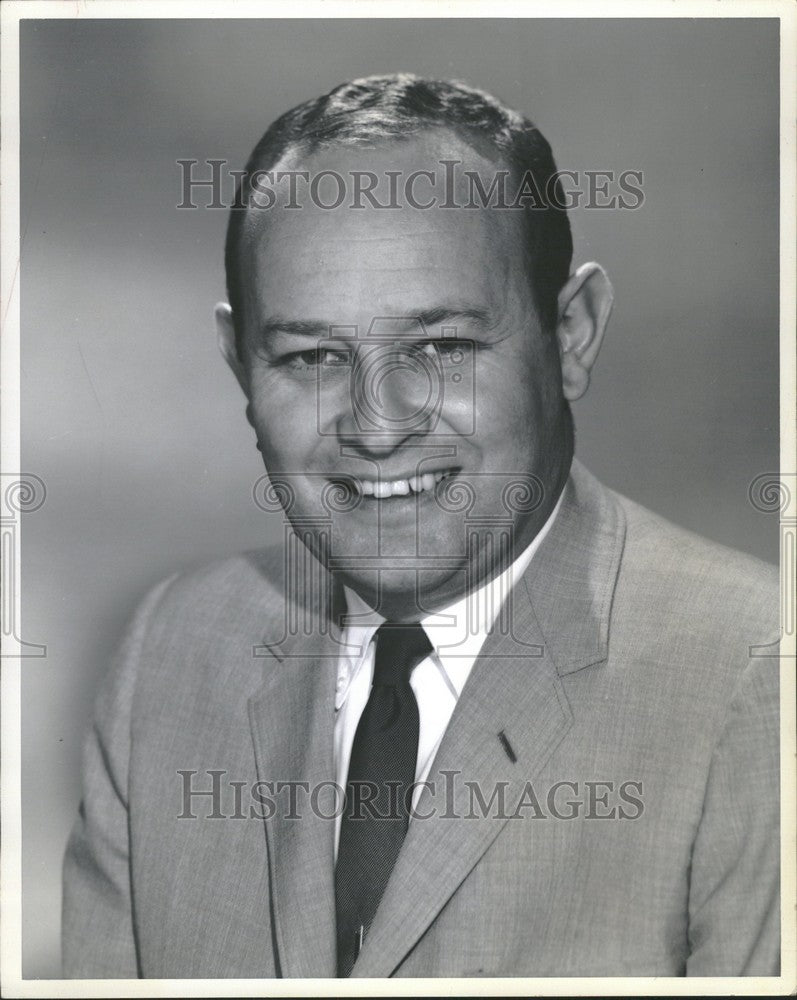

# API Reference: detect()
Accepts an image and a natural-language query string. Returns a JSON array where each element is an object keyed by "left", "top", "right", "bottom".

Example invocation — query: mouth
[{"left": 333, "top": 468, "right": 459, "bottom": 500}]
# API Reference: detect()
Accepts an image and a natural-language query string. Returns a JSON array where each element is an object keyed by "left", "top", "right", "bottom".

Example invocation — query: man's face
[{"left": 234, "top": 134, "right": 571, "bottom": 619}]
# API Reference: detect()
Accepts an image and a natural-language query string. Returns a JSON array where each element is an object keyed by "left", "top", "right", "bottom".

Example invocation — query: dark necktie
[{"left": 335, "top": 621, "right": 433, "bottom": 978}]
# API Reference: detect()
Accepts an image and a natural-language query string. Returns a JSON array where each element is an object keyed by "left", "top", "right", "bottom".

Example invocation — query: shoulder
[
  {"left": 567, "top": 460, "right": 777, "bottom": 640},
  {"left": 568, "top": 468, "right": 781, "bottom": 761},
  {"left": 611, "top": 486, "right": 777, "bottom": 635},
  {"left": 126, "top": 545, "right": 289, "bottom": 654},
  {"left": 92, "top": 546, "right": 292, "bottom": 727},
  {"left": 591, "top": 477, "right": 780, "bottom": 719},
  {"left": 153, "top": 545, "right": 286, "bottom": 613}
]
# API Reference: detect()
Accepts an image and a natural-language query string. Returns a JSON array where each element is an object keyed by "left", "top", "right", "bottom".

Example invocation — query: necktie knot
[{"left": 372, "top": 621, "right": 433, "bottom": 688}]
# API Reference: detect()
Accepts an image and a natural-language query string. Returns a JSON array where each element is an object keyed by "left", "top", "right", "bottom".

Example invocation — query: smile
[{"left": 345, "top": 469, "right": 456, "bottom": 499}]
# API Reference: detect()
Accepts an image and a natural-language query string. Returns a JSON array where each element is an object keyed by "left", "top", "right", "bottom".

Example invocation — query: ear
[
  {"left": 555, "top": 262, "right": 614, "bottom": 401},
  {"left": 215, "top": 301, "right": 249, "bottom": 396}
]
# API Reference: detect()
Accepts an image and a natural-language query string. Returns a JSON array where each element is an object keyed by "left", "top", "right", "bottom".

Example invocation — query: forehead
[{"left": 239, "top": 133, "right": 529, "bottom": 325}]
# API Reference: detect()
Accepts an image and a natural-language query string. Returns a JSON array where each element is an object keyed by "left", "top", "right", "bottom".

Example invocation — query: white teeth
[{"left": 352, "top": 470, "right": 453, "bottom": 498}]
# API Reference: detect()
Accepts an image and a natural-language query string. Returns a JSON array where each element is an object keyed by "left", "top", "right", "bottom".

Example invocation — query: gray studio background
[{"left": 20, "top": 18, "right": 779, "bottom": 977}]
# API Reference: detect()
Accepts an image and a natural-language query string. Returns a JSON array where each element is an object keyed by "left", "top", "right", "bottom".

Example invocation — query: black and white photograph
[{"left": 1, "top": 3, "right": 795, "bottom": 995}]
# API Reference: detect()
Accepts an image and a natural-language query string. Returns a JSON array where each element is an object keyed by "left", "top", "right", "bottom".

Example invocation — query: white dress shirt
[{"left": 333, "top": 489, "right": 564, "bottom": 855}]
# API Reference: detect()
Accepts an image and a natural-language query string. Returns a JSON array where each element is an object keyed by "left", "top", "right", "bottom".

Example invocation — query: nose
[{"left": 335, "top": 343, "right": 442, "bottom": 455}]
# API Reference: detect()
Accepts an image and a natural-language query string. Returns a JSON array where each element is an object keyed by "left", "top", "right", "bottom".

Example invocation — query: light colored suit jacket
[{"left": 62, "top": 461, "right": 780, "bottom": 978}]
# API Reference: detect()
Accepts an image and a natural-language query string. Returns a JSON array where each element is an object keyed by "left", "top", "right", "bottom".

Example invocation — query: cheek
[
  {"left": 470, "top": 350, "right": 564, "bottom": 475},
  {"left": 474, "top": 358, "right": 547, "bottom": 438},
  {"left": 249, "top": 384, "right": 317, "bottom": 462}
]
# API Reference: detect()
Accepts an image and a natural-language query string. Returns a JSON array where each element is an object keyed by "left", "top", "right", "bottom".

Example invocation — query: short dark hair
[{"left": 224, "top": 73, "right": 573, "bottom": 351}]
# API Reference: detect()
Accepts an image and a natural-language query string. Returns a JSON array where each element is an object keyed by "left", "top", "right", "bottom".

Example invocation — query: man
[{"left": 62, "top": 74, "right": 779, "bottom": 978}]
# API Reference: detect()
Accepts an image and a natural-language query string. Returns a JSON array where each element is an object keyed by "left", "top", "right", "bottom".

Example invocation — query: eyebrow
[
  {"left": 259, "top": 317, "right": 331, "bottom": 338},
  {"left": 408, "top": 306, "right": 491, "bottom": 329},
  {"left": 259, "top": 306, "right": 491, "bottom": 340}
]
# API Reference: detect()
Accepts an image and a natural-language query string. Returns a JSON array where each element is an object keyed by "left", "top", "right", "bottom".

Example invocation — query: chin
[{"left": 335, "top": 563, "right": 468, "bottom": 619}]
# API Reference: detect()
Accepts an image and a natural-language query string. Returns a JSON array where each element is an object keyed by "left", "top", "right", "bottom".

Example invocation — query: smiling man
[
  {"left": 62, "top": 74, "right": 780, "bottom": 980},
  {"left": 217, "top": 130, "right": 585, "bottom": 621}
]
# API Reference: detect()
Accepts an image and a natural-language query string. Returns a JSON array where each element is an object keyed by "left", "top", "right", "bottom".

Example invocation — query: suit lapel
[
  {"left": 524, "top": 459, "right": 627, "bottom": 677},
  {"left": 352, "top": 460, "right": 626, "bottom": 977},
  {"left": 247, "top": 577, "right": 345, "bottom": 978}
]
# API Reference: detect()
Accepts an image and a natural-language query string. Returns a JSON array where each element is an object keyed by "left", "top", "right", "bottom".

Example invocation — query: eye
[
  {"left": 320, "top": 347, "right": 353, "bottom": 367},
  {"left": 284, "top": 347, "right": 352, "bottom": 370}
]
